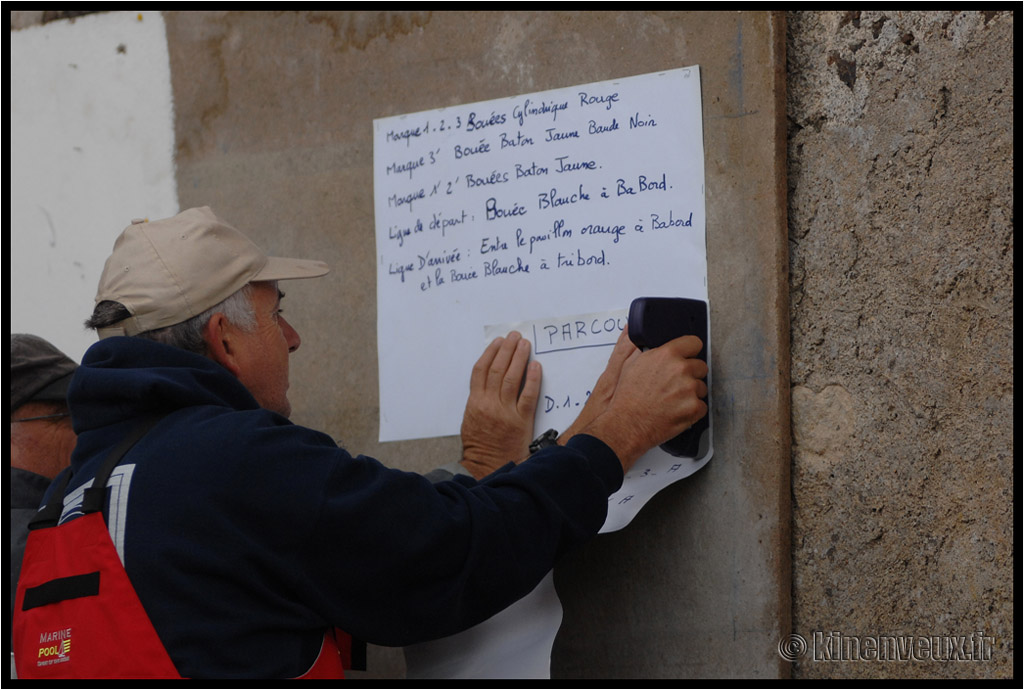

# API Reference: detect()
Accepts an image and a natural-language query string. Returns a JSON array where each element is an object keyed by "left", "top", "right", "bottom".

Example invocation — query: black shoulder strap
[
  {"left": 30, "top": 469, "right": 73, "bottom": 530},
  {"left": 29, "top": 414, "right": 164, "bottom": 531}
]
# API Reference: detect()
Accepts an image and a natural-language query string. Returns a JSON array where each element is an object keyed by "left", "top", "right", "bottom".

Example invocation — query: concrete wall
[
  {"left": 159, "top": 11, "right": 790, "bottom": 679},
  {"left": 10, "top": 9, "right": 1014, "bottom": 679}
]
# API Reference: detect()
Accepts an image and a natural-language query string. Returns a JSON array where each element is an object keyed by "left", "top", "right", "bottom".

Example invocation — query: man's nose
[{"left": 282, "top": 317, "right": 301, "bottom": 353}]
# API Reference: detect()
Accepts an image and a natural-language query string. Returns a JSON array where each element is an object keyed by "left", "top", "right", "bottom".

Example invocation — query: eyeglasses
[{"left": 10, "top": 411, "right": 71, "bottom": 421}]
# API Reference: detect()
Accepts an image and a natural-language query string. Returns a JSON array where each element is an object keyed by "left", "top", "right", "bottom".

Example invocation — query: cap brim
[{"left": 254, "top": 256, "right": 330, "bottom": 282}]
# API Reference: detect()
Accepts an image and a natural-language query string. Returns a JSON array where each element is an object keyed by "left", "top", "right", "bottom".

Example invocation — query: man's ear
[{"left": 203, "top": 312, "right": 242, "bottom": 377}]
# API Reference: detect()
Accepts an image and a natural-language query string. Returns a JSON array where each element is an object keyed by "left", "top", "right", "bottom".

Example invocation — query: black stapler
[{"left": 627, "top": 297, "right": 710, "bottom": 458}]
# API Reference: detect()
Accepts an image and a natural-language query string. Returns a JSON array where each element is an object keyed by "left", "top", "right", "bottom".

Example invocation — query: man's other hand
[{"left": 579, "top": 333, "right": 708, "bottom": 471}]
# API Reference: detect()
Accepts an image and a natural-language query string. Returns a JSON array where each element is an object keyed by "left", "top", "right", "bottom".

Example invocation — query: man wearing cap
[
  {"left": 10, "top": 335, "right": 78, "bottom": 666},
  {"left": 13, "top": 206, "right": 708, "bottom": 679}
]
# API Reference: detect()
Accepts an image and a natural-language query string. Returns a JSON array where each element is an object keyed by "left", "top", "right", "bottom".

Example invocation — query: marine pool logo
[{"left": 36, "top": 627, "right": 73, "bottom": 667}]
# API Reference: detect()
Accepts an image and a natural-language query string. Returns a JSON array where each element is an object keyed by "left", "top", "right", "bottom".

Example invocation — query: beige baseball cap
[{"left": 94, "top": 206, "right": 329, "bottom": 338}]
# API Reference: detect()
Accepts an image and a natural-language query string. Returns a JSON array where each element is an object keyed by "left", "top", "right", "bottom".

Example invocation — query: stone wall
[{"left": 786, "top": 10, "right": 1014, "bottom": 678}]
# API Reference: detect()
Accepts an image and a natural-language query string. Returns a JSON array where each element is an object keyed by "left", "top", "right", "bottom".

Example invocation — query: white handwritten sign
[
  {"left": 374, "top": 66, "right": 708, "bottom": 458},
  {"left": 379, "top": 65, "right": 710, "bottom": 681}
]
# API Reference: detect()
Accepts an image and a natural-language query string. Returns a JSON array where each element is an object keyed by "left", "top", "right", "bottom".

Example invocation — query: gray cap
[{"left": 11, "top": 334, "right": 78, "bottom": 411}]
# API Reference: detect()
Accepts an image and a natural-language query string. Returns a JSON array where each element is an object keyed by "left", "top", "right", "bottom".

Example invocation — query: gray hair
[{"left": 85, "top": 283, "right": 263, "bottom": 356}]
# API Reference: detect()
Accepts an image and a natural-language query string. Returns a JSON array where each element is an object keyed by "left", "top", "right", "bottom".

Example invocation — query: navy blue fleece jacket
[{"left": 46, "top": 337, "right": 621, "bottom": 678}]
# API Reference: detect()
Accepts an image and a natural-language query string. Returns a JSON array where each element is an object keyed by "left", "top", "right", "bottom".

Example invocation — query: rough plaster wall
[{"left": 787, "top": 11, "right": 1014, "bottom": 678}]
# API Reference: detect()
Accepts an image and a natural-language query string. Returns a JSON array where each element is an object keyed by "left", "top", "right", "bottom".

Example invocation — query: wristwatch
[{"left": 529, "top": 428, "right": 559, "bottom": 454}]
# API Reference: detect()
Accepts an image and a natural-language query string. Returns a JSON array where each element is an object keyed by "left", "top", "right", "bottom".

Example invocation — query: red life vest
[{"left": 12, "top": 417, "right": 358, "bottom": 679}]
